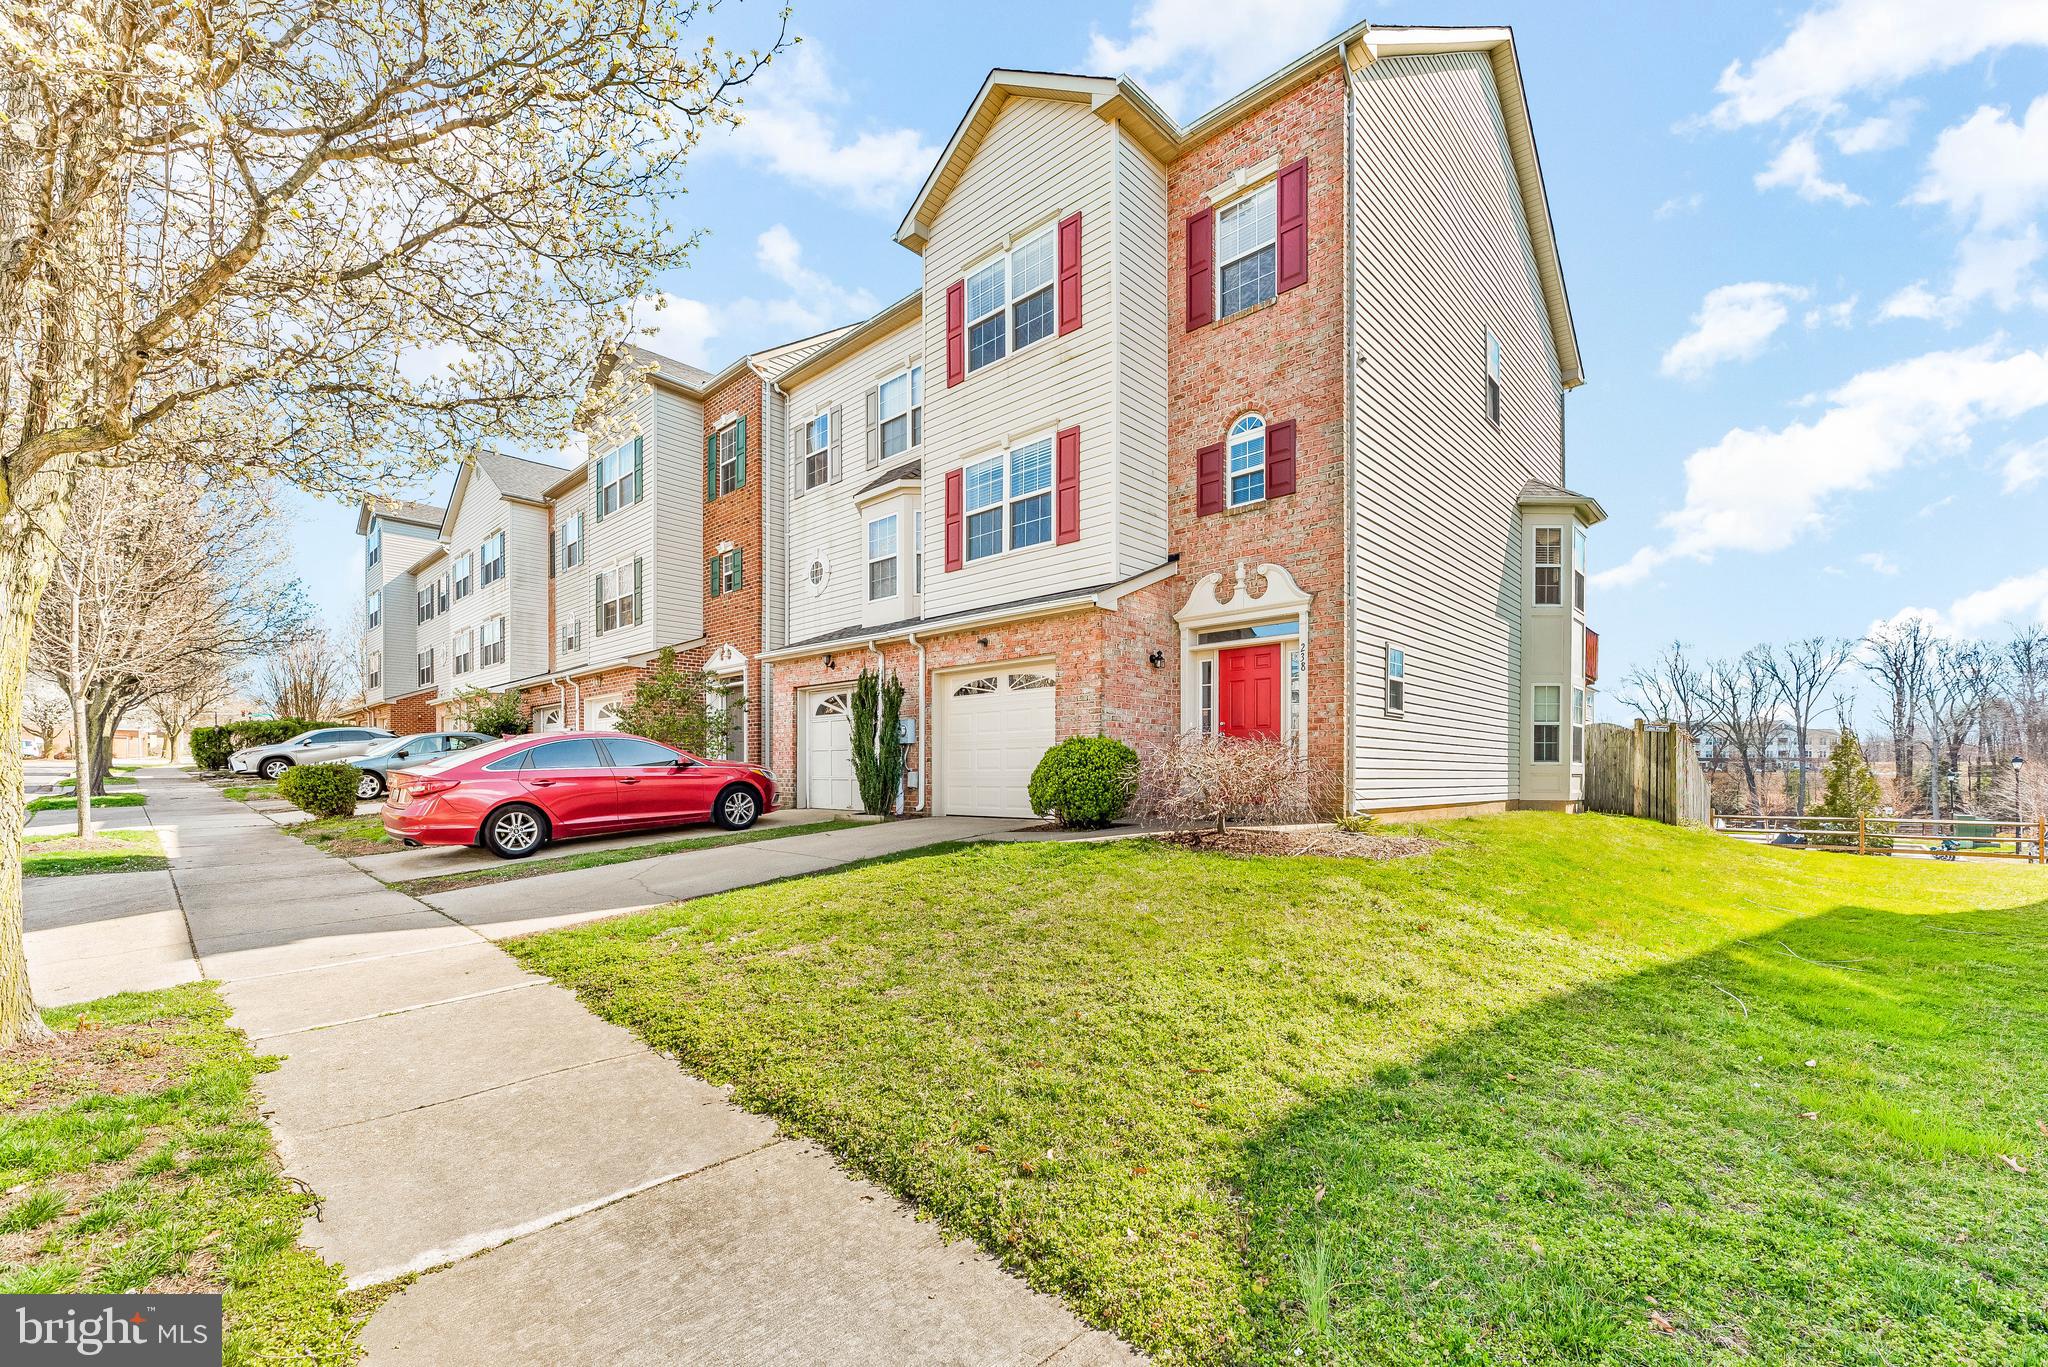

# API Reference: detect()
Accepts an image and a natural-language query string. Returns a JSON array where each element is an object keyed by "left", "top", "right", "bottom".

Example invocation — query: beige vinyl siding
[
  {"left": 576, "top": 385, "right": 660, "bottom": 662},
  {"left": 364, "top": 522, "right": 436, "bottom": 700},
  {"left": 504, "top": 502, "right": 550, "bottom": 679},
  {"left": 1111, "top": 122, "right": 1170, "bottom": 576},
  {"left": 1346, "top": 51, "right": 1567, "bottom": 810},
  {"left": 919, "top": 96, "right": 1118, "bottom": 618},
  {"left": 437, "top": 470, "right": 541, "bottom": 694},
  {"left": 783, "top": 317, "right": 923, "bottom": 646},
  {"left": 650, "top": 385, "right": 706, "bottom": 649},
  {"left": 762, "top": 378, "right": 787, "bottom": 651},
  {"left": 551, "top": 470, "right": 593, "bottom": 674},
  {"left": 411, "top": 551, "right": 451, "bottom": 700}
]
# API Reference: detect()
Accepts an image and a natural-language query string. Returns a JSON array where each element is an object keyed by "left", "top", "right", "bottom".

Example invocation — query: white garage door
[
  {"left": 802, "top": 690, "right": 857, "bottom": 810},
  {"left": 939, "top": 668, "right": 1056, "bottom": 817}
]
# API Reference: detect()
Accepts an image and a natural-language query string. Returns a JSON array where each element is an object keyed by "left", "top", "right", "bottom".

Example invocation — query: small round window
[{"left": 806, "top": 555, "right": 828, "bottom": 594}]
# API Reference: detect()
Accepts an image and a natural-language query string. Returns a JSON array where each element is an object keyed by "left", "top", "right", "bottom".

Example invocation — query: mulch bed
[
  {"left": 1158, "top": 827, "right": 1440, "bottom": 860},
  {"left": 3, "top": 1018, "right": 189, "bottom": 1118},
  {"left": 22, "top": 835, "right": 144, "bottom": 855}
]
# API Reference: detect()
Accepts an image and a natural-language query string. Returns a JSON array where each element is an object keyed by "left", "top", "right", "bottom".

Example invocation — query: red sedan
[{"left": 382, "top": 731, "right": 778, "bottom": 859}]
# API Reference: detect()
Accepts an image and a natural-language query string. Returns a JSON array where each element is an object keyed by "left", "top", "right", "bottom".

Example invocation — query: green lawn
[
  {"left": 396, "top": 818, "right": 864, "bottom": 894},
  {"left": 0, "top": 984, "right": 358, "bottom": 1363},
  {"left": 23, "top": 828, "right": 167, "bottom": 878},
  {"left": 60, "top": 774, "right": 140, "bottom": 788},
  {"left": 26, "top": 792, "right": 147, "bottom": 814},
  {"left": 222, "top": 784, "right": 279, "bottom": 803},
  {"left": 291, "top": 815, "right": 400, "bottom": 857},
  {"left": 509, "top": 813, "right": 2048, "bottom": 1365}
]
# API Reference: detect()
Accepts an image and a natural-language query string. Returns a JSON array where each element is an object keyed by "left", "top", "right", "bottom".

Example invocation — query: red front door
[{"left": 1218, "top": 645, "right": 1282, "bottom": 740}]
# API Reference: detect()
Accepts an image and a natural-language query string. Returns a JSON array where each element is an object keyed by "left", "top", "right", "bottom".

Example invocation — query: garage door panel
[{"left": 939, "top": 669, "right": 1055, "bottom": 818}]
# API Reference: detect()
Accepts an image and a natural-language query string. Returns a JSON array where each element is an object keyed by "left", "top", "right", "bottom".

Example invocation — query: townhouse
[{"left": 356, "top": 21, "right": 1603, "bottom": 822}]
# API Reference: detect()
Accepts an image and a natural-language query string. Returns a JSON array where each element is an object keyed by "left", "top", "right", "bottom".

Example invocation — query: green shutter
[
  {"left": 732, "top": 545, "right": 743, "bottom": 589},
  {"left": 632, "top": 436, "right": 645, "bottom": 504},
  {"left": 708, "top": 553, "right": 721, "bottom": 598},
  {"left": 594, "top": 572, "right": 604, "bottom": 635},
  {"left": 593, "top": 454, "right": 605, "bottom": 522},
  {"left": 705, "top": 431, "right": 717, "bottom": 503},
  {"left": 633, "top": 557, "right": 643, "bottom": 626},
  {"left": 735, "top": 416, "right": 747, "bottom": 489}
]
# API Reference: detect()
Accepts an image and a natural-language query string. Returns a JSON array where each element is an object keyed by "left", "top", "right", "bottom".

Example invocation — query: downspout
[
  {"left": 1339, "top": 38, "right": 1362, "bottom": 815},
  {"left": 906, "top": 630, "right": 928, "bottom": 811}
]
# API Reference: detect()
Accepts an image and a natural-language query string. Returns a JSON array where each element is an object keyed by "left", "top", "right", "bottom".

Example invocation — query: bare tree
[
  {"left": 1618, "top": 640, "right": 1706, "bottom": 735},
  {"left": 146, "top": 673, "right": 238, "bottom": 766},
  {"left": 1922, "top": 640, "right": 2002, "bottom": 818},
  {"left": 259, "top": 631, "right": 352, "bottom": 723},
  {"left": 2006, "top": 626, "right": 2048, "bottom": 816},
  {"left": 1861, "top": 617, "right": 1936, "bottom": 787},
  {"left": 1763, "top": 636, "right": 1856, "bottom": 815},
  {"left": 1696, "top": 648, "right": 1781, "bottom": 814},
  {"left": 0, "top": 1, "right": 781, "bottom": 1046},
  {"left": 22, "top": 687, "right": 65, "bottom": 759}
]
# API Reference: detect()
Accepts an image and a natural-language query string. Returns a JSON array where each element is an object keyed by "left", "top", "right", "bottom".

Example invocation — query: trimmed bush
[
  {"left": 276, "top": 763, "right": 361, "bottom": 818},
  {"left": 1028, "top": 736, "right": 1139, "bottom": 829},
  {"left": 190, "top": 726, "right": 234, "bottom": 771},
  {"left": 229, "top": 717, "right": 329, "bottom": 750}
]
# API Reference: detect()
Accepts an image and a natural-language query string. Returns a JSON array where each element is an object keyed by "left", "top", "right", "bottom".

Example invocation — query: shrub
[
  {"left": 276, "top": 763, "right": 361, "bottom": 818},
  {"left": 190, "top": 726, "right": 234, "bottom": 771},
  {"left": 1029, "top": 736, "right": 1138, "bottom": 829},
  {"left": 612, "top": 649, "right": 718, "bottom": 753},
  {"left": 229, "top": 717, "right": 327, "bottom": 750},
  {"left": 452, "top": 687, "right": 527, "bottom": 737},
  {"left": 849, "top": 668, "right": 906, "bottom": 816},
  {"left": 1137, "top": 732, "right": 1340, "bottom": 833},
  {"left": 1333, "top": 811, "right": 1376, "bottom": 834},
  {"left": 1811, "top": 728, "right": 1890, "bottom": 850}
]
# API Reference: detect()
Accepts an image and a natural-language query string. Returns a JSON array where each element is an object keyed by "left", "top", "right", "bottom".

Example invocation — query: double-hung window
[
  {"left": 366, "top": 590, "right": 381, "bottom": 628},
  {"left": 1532, "top": 684, "right": 1562, "bottom": 763},
  {"left": 878, "top": 366, "right": 922, "bottom": 457},
  {"left": 1572, "top": 686, "right": 1586, "bottom": 763},
  {"left": 962, "top": 437, "right": 1054, "bottom": 563},
  {"left": 801, "top": 413, "right": 829, "bottom": 490},
  {"left": 479, "top": 531, "right": 506, "bottom": 586},
  {"left": 1217, "top": 182, "right": 1277, "bottom": 319},
  {"left": 596, "top": 442, "right": 636, "bottom": 515},
  {"left": 561, "top": 514, "right": 584, "bottom": 570},
  {"left": 1385, "top": 646, "right": 1406, "bottom": 715},
  {"left": 867, "top": 515, "right": 898, "bottom": 600},
  {"left": 366, "top": 522, "right": 382, "bottom": 566},
  {"left": 435, "top": 575, "right": 449, "bottom": 614},
  {"left": 1533, "top": 527, "right": 1563, "bottom": 606},
  {"left": 453, "top": 553, "right": 474, "bottom": 599},
  {"left": 478, "top": 616, "right": 505, "bottom": 668},
  {"left": 708, "top": 548, "right": 742, "bottom": 597},
  {"left": 417, "top": 648, "right": 435, "bottom": 686},
  {"left": 1228, "top": 414, "right": 1266, "bottom": 507},
  {"left": 1573, "top": 527, "right": 1587, "bottom": 611},
  {"left": 965, "top": 225, "right": 1057, "bottom": 375},
  {"left": 714, "top": 425, "right": 743, "bottom": 496},
  {"left": 417, "top": 584, "right": 435, "bottom": 623},
  {"left": 600, "top": 561, "right": 636, "bottom": 631},
  {"left": 561, "top": 617, "right": 582, "bottom": 652},
  {"left": 367, "top": 651, "right": 381, "bottom": 690},
  {"left": 453, "top": 630, "right": 474, "bottom": 676}
]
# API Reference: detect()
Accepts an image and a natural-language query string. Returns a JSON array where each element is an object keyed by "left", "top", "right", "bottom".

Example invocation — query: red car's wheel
[
  {"left": 712, "top": 784, "right": 761, "bottom": 831},
  {"left": 483, "top": 803, "right": 549, "bottom": 859}
]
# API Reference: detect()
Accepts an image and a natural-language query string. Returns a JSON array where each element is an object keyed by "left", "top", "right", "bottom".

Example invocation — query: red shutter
[
  {"left": 1057, "top": 212, "right": 1083, "bottom": 336},
  {"left": 945, "top": 279, "right": 966, "bottom": 387},
  {"left": 944, "top": 467, "right": 964, "bottom": 571},
  {"left": 1185, "top": 207, "right": 1214, "bottom": 330},
  {"left": 1055, "top": 426, "right": 1080, "bottom": 544},
  {"left": 1277, "top": 157, "right": 1309, "bottom": 293},
  {"left": 1585, "top": 629, "right": 1601, "bottom": 685},
  {"left": 1196, "top": 442, "right": 1225, "bottom": 516},
  {"left": 1266, "top": 418, "right": 1297, "bottom": 497}
]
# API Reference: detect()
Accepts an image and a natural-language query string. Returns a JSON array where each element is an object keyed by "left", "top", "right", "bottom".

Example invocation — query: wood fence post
[
  {"left": 1857, "top": 816, "right": 1865, "bottom": 857},
  {"left": 1631, "top": 718, "right": 1647, "bottom": 820}
]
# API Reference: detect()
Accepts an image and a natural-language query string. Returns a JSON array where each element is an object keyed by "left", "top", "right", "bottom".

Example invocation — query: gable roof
[
  {"left": 355, "top": 498, "right": 444, "bottom": 537},
  {"left": 1518, "top": 478, "right": 1606, "bottom": 525},
  {"left": 439, "top": 449, "right": 576, "bottom": 533},
  {"left": 775, "top": 291, "right": 923, "bottom": 392},
  {"left": 896, "top": 24, "right": 1583, "bottom": 387}
]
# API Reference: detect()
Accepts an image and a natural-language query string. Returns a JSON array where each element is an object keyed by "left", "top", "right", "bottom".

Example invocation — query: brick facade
[{"left": 698, "top": 368, "right": 765, "bottom": 763}]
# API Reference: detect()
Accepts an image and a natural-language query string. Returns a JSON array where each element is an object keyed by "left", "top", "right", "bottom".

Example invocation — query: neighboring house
[
  {"left": 352, "top": 21, "right": 1602, "bottom": 820},
  {"left": 1698, "top": 725, "right": 1842, "bottom": 770}
]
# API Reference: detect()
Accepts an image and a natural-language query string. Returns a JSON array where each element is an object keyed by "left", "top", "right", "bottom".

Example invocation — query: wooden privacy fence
[
  {"left": 1585, "top": 720, "right": 1711, "bottom": 826},
  {"left": 1714, "top": 814, "right": 2048, "bottom": 863}
]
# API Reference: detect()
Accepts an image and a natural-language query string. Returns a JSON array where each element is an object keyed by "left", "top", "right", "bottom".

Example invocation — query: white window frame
[
  {"left": 878, "top": 365, "right": 922, "bottom": 458},
  {"left": 453, "top": 552, "right": 474, "bottom": 599},
  {"left": 478, "top": 615, "right": 506, "bottom": 668},
  {"left": 1215, "top": 180, "right": 1278, "bottom": 321},
  {"left": 800, "top": 412, "right": 830, "bottom": 491},
  {"left": 1574, "top": 687, "right": 1588, "bottom": 764},
  {"left": 600, "top": 559, "right": 636, "bottom": 631},
  {"left": 867, "top": 513, "right": 899, "bottom": 601},
  {"left": 1227, "top": 413, "right": 1267, "bottom": 508},
  {"left": 961, "top": 433, "right": 1055, "bottom": 564},
  {"left": 964, "top": 224, "right": 1058, "bottom": 376},
  {"left": 367, "top": 650, "right": 381, "bottom": 690},
  {"left": 1573, "top": 526, "right": 1587, "bottom": 612},
  {"left": 562, "top": 513, "right": 585, "bottom": 569},
  {"left": 417, "top": 583, "right": 435, "bottom": 624},
  {"left": 479, "top": 531, "right": 506, "bottom": 586},
  {"left": 435, "top": 574, "right": 449, "bottom": 614},
  {"left": 366, "top": 521, "right": 382, "bottom": 566},
  {"left": 366, "top": 590, "right": 381, "bottom": 628},
  {"left": 453, "top": 629, "right": 474, "bottom": 676},
  {"left": 709, "top": 547, "right": 742, "bottom": 596},
  {"left": 1533, "top": 525, "right": 1564, "bottom": 608},
  {"left": 596, "top": 442, "right": 636, "bottom": 515},
  {"left": 714, "top": 423, "right": 743, "bottom": 497},
  {"left": 1385, "top": 645, "right": 1406, "bottom": 716},
  {"left": 561, "top": 617, "right": 582, "bottom": 653},
  {"left": 1532, "top": 684, "right": 1563, "bottom": 764},
  {"left": 417, "top": 647, "right": 435, "bottom": 686}
]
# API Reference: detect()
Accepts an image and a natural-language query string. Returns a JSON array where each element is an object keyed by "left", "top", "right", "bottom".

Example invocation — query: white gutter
[{"left": 905, "top": 630, "right": 928, "bottom": 811}]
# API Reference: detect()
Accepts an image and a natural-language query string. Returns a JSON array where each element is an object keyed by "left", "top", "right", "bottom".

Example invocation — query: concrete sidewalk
[{"left": 48, "top": 767, "right": 1135, "bottom": 1365}]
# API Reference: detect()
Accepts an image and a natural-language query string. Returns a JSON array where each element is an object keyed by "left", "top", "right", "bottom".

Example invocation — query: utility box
[{"left": 897, "top": 717, "right": 918, "bottom": 744}]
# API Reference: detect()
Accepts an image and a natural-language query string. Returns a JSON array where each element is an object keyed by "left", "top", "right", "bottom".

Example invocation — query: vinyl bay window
[
  {"left": 1533, "top": 526, "right": 1563, "bottom": 606},
  {"left": 867, "top": 514, "right": 898, "bottom": 600},
  {"left": 1532, "top": 684, "right": 1562, "bottom": 763},
  {"left": 965, "top": 225, "right": 1056, "bottom": 374},
  {"left": 963, "top": 436, "right": 1053, "bottom": 562}
]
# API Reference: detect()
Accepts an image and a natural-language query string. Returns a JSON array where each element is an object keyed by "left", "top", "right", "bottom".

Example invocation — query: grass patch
[
  {"left": 0, "top": 983, "right": 358, "bottom": 1363},
  {"left": 60, "top": 774, "right": 140, "bottom": 789},
  {"left": 26, "top": 792, "right": 147, "bottom": 813},
  {"left": 291, "top": 815, "right": 400, "bottom": 858},
  {"left": 23, "top": 828, "right": 167, "bottom": 878},
  {"left": 509, "top": 812, "right": 2048, "bottom": 1365},
  {"left": 222, "top": 784, "right": 280, "bottom": 803},
  {"left": 398, "top": 818, "right": 864, "bottom": 894}
]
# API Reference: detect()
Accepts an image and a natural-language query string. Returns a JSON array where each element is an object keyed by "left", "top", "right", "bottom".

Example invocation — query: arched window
[{"left": 1228, "top": 414, "right": 1266, "bottom": 507}]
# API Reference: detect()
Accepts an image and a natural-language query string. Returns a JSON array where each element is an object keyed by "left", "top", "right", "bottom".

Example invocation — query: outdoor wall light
[
  {"left": 823, "top": 654, "right": 835, "bottom": 670},
  {"left": 978, "top": 636, "right": 990, "bottom": 647},
  {"left": 1148, "top": 651, "right": 1165, "bottom": 668}
]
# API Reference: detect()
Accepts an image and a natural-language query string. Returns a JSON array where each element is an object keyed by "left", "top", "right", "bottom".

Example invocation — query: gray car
[
  {"left": 345, "top": 731, "right": 494, "bottom": 800},
  {"left": 229, "top": 726, "right": 395, "bottom": 780}
]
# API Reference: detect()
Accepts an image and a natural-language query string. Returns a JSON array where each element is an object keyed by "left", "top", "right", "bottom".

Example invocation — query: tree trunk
[
  {"left": 85, "top": 687, "right": 127, "bottom": 797},
  {"left": 69, "top": 593, "right": 92, "bottom": 838},
  {"left": 1793, "top": 718, "right": 1810, "bottom": 816},
  {"left": 2, "top": 448, "right": 80, "bottom": 1049}
]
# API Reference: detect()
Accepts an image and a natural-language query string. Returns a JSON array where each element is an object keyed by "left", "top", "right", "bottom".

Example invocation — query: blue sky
[{"left": 291, "top": 0, "right": 2048, "bottom": 714}]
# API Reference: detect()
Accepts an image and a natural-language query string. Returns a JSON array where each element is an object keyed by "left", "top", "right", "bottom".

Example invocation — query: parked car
[
  {"left": 229, "top": 726, "right": 395, "bottom": 780},
  {"left": 345, "top": 731, "right": 496, "bottom": 800},
  {"left": 382, "top": 731, "right": 778, "bottom": 859}
]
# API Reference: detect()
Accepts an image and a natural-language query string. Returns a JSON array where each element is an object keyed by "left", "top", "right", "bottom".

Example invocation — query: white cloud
[
  {"left": 2002, "top": 437, "right": 2048, "bottom": 491},
  {"left": 1660, "top": 282, "right": 1811, "bottom": 379},
  {"left": 628, "top": 228, "right": 879, "bottom": 367},
  {"left": 629, "top": 293, "right": 721, "bottom": 368},
  {"left": 1804, "top": 295, "right": 1858, "bottom": 329},
  {"left": 1654, "top": 192, "right": 1705, "bottom": 221},
  {"left": 1598, "top": 341, "right": 2048, "bottom": 588},
  {"left": 1910, "top": 95, "right": 2048, "bottom": 232},
  {"left": 1881, "top": 282, "right": 1951, "bottom": 322},
  {"left": 1945, "top": 567, "right": 2048, "bottom": 633},
  {"left": 1755, "top": 135, "right": 1865, "bottom": 206},
  {"left": 745, "top": 224, "right": 878, "bottom": 334},
  {"left": 1885, "top": 227, "right": 2048, "bottom": 322},
  {"left": 1830, "top": 102, "right": 1917, "bottom": 154},
  {"left": 1857, "top": 551, "right": 1900, "bottom": 575},
  {"left": 1086, "top": 0, "right": 1349, "bottom": 119},
  {"left": 1709, "top": 0, "right": 2048, "bottom": 129},
  {"left": 712, "top": 44, "right": 937, "bottom": 212}
]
